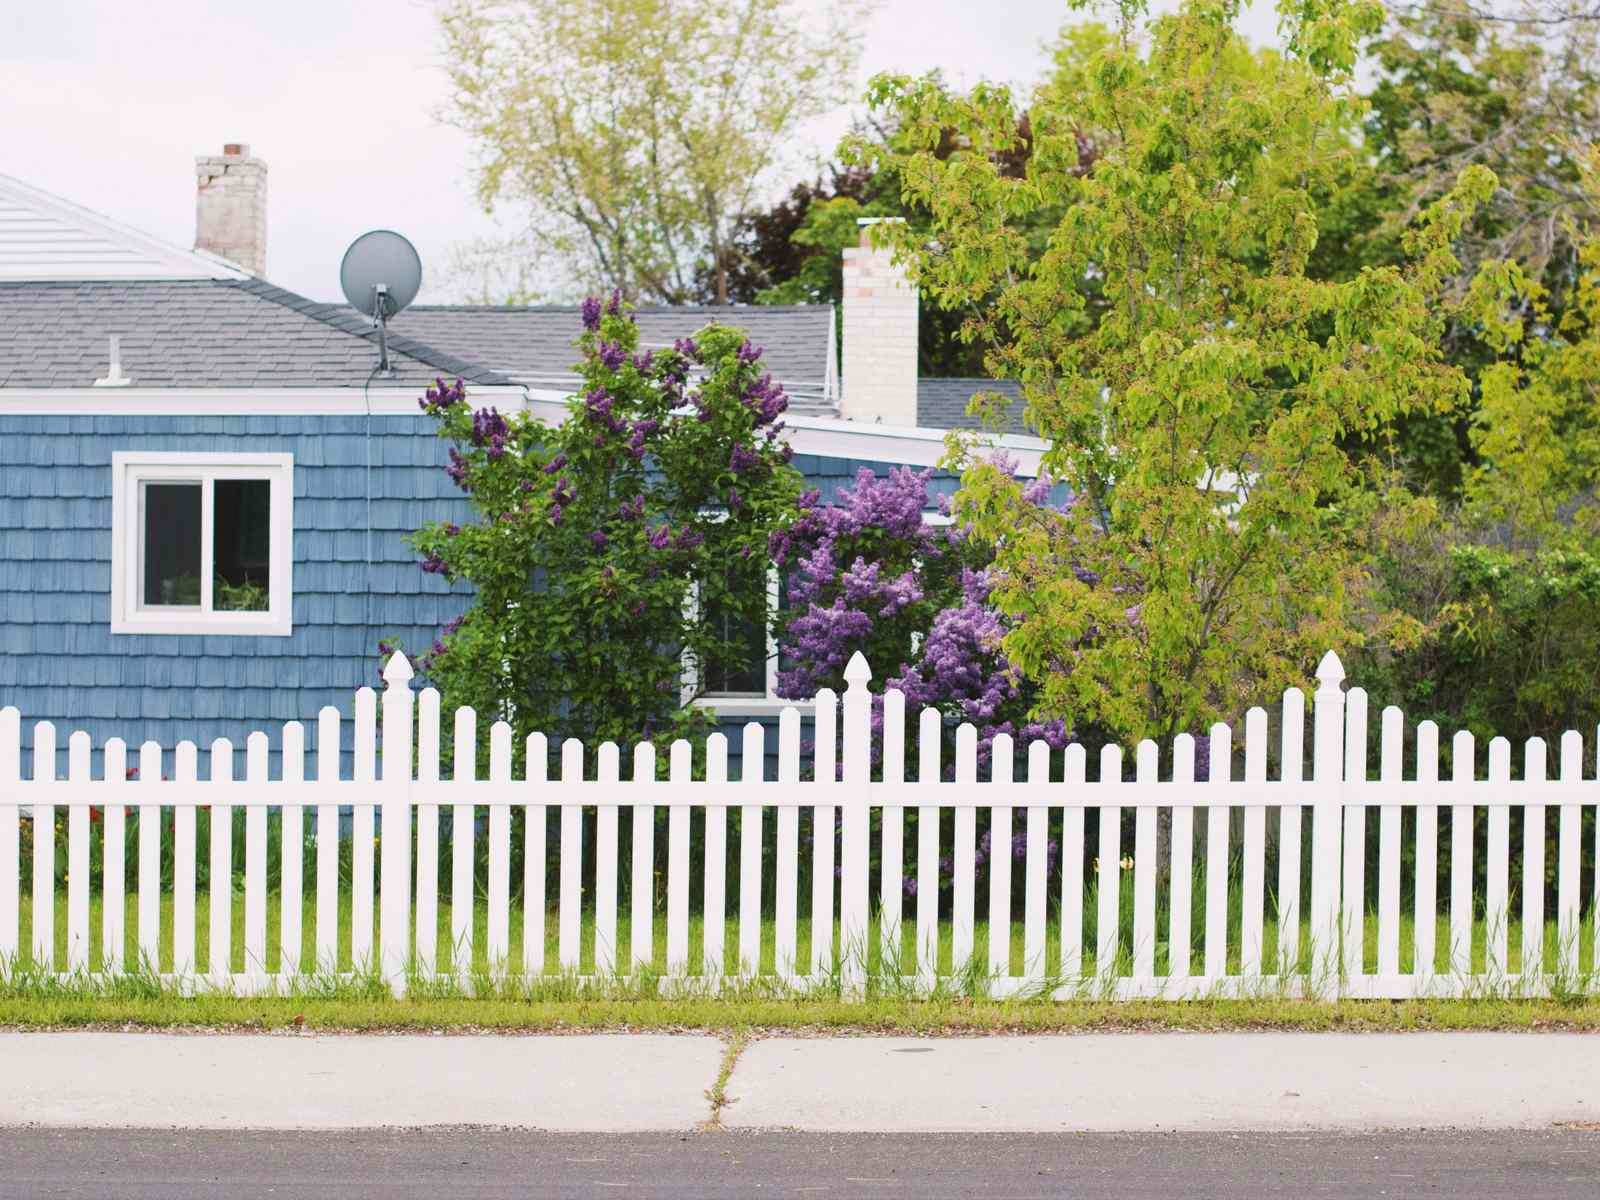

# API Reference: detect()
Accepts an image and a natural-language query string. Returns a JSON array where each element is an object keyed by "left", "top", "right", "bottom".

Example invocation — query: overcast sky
[{"left": 5, "top": 0, "right": 1276, "bottom": 305}]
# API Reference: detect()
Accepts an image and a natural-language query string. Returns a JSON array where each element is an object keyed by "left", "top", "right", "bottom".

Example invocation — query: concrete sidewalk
[
  {"left": 0, "top": 1033, "right": 720, "bottom": 1130},
  {"left": 723, "top": 1033, "right": 1600, "bottom": 1132},
  {"left": 0, "top": 1031, "right": 1594, "bottom": 1131}
]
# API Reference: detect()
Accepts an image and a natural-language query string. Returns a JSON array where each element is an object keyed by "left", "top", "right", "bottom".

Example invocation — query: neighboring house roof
[
  {"left": 0, "top": 171, "right": 248, "bottom": 282},
  {"left": 386, "top": 304, "right": 837, "bottom": 415},
  {"left": 0, "top": 279, "right": 513, "bottom": 390},
  {"left": 917, "top": 378, "right": 1028, "bottom": 434}
]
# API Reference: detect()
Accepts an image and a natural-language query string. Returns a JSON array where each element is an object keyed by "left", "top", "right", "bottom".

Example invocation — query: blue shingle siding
[
  {"left": 1, "top": 424, "right": 978, "bottom": 778},
  {"left": 0, "top": 414, "right": 474, "bottom": 778}
]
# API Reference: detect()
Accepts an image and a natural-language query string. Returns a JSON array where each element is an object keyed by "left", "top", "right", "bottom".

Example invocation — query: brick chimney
[
  {"left": 841, "top": 218, "right": 918, "bottom": 425},
  {"left": 194, "top": 143, "right": 267, "bottom": 276}
]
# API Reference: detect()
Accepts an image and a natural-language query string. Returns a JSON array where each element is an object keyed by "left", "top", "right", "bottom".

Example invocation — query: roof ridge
[{"left": 229, "top": 279, "right": 516, "bottom": 387}]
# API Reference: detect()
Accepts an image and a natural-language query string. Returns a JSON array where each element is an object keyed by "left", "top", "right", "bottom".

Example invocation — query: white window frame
[
  {"left": 110, "top": 451, "right": 294, "bottom": 637},
  {"left": 690, "top": 508, "right": 954, "bottom": 718}
]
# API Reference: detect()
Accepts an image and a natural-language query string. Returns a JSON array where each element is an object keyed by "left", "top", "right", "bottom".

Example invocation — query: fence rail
[{"left": 1, "top": 650, "right": 1597, "bottom": 1000}]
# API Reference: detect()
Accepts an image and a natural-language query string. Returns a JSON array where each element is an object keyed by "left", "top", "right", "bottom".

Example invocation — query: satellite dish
[{"left": 340, "top": 230, "right": 422, "bottom": 374}]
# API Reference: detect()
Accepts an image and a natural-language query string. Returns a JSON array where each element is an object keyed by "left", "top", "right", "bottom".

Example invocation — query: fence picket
[
  {"left": 811, "top": 693, "right": 836, "bottom": 978},
  {"left": 1024, "top": 741, "right": 1049, "bottom": 985},
  {"left": 1556, "top": 730, "right": 1582, "bottom": 979},
  {"left": 31, "top": 722, "right": 55, "bottom": 970},
  {"left": 0, "top": 707, "right": 16, "bottom": 963},
  {"left": 1168, "top": 735, "right": 1194, "bottom": 981},
  {"left": 953, "top": 723, "right": 978, "bottom": 977},
  {"left": 703, "top": 733, "right": 728, "bottom": 977},
  {"left": 1521, "top": 739, "right": 1546, "bottom": 978},
  {"left": 450, "top": 706, "right": 476, "bottom": 977},
  {"left": 1203, "top": 726, "right": 1229, "bottom": 980},
  {"left": 1449, "top": 731, "right": 1476, "bottom": 976},
  {"left": 558, "top": 737, "right": 583, "bottom": 971},
  {"left": 917, "top": 707, "right": 941, "bottom": 984},
  {"left": 280, "top": 722, "right": 305, "bottom": 976},
  {"left": 315, "top": 708, "right": 341, "bottom": 973},
  {"left": 1377, "top": 706, "right": 1403, "bottom": 978},
  {"left": 244, "top": 732, "right": 269, "bottom": 976},
  {"left": 631, "top": 743, "right": 656, "bottom": 974},
  {"left": 1342, "top": 688, "right": 1368, "bottom": 979},
  {"left": 137, "top": 740, "right": 163, "bottom": 974},
  {"left": 66, "top": 731, "right": 90, "bottom": 972},
  {"left": 1097, "top": 743, "right": 1123, "bottom": 984},
  {"left": 172, "top": 741, "right": 197, "bottom": 977},
  {"left": 1309, "top": 653, "right": 1346, "bottom": 995},
  {"left": 208, "top": 738, "right": 233, "bottom": 977},
  {"left": 776, "top": 710, "right": 801, "bottom": 980},
  {"left": 524, "top": 732, "right": 548, "bottom": 976},
  {"left": 1415, "top": 722, "right": 1439, "bottom": 982},
  {"left": 487, "top": 722, "right": 513, "bottom": 972},
  {"left": 102, "top": 739, "right": 127, "bottom": 974},
  {"left": 1061, "top": 743, "right": 1087, "bottom": 985},
  {"left": 740, "top": 724, "right": 765, "bottom": 976},
  {"left": 1277, "top": 688, "right": 1305, "bottom": 976},
  {"left": 352, "top": 687, "right": 377, "bottom": 971},
  {"left": 1486, "top": 737, "right": 1511, "bottom": 977},
  {"left": 840, "top": 655, "right": 871, "bottom": 992},
  {"left": 988, "top": 734, "right": 1015, "bottom": 979},
  {"left": 666, "top": 740, "right": 691, "bottom": 976},
  {"left": 594, "top": 741, "right": 619, "bottom": 978},
  {"left": 379, "top": 658, "right": 414, "bottom": 988},
  {"left": 1133, "top": 739, "right": 1159, "bottom": 980},
  {"left": 414, "top": 690, "right": 440, "bottom": 977},
  {"left": 880, "top": 689, "right": 906, "bottom": 977},
  {"left": 1241, "top": 709, "right": 1267, "bottom": 978}
]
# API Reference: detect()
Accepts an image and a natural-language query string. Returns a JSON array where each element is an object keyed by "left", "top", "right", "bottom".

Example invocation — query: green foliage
[
  {"left": 436, "top": 0, "right": 869, "bottom": 303},
  {"left": 404, "top": 300, "right": 801, "bottom": 751},
  {"left": 855, "top": 0, "right": 1490, "bottom": 745}
]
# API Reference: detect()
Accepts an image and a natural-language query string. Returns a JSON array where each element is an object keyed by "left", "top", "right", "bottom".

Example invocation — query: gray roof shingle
[
  {"left": 0, "top": 279, "right": 514, "bottom": 390},
  {"left": 917, "top": 377, "right": 1027, "bottom": 433},
  {"left": 385, "top": 303, "right": 836, "bottom": 413}
]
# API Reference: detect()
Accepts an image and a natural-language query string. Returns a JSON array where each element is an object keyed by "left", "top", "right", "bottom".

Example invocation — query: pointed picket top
[
  {"left": 844, "top": 651, "right": 872, "bottom": 688},
  {"left": 382, "top": 650, "right": 415, "bottom": 687},
  {"left": 1314, "top": 650, "right": 1344, "bottom": 687}
]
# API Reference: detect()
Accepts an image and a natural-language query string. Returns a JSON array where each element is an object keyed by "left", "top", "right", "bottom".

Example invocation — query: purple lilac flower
[
  {"left": 590, "top": 529, "right": 609, "bottom": 548},
  {"left": 418, "top": 377, "right": 466, "bottom": 413},
  {"left": 420, "top": 554, "right": 448, "bottom": 575},
  {"left": 729, "top": 443, "right": 761, "bottom": 474},
  {"left": 543, "top": 452, "right": 568, "bottom": 475},
  {"left": 581, "top": 296, "right": 603, "bottom": 331},
  {"left": 737, "top": 340, "right": 763, "bottom": 366},
  {"left": 597, "top": 341, "right": 627, "bottom": 371},
  {"left": 618, "top": 494, "right": 645, "bottom": 522},
  {"left": 647, "top": 524, "right": 672, "bottom": 550}
]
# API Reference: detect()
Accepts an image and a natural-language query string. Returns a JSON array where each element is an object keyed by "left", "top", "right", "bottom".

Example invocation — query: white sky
[{"left": 4, "top": 0, "right": 1278, "bottom": 304}]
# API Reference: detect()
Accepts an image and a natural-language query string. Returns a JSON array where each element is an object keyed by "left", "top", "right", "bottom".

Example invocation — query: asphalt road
[{"left": 2, "top": 1128, "right": 1597, "bottom": 1199}]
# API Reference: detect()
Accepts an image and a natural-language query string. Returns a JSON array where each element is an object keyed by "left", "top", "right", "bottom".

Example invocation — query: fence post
[
  {"left": 1309, "top": 650, "right": 1347, "bottom": 999},
  {"left": 840, "top": 651, "right": 872, "bottom": 997},
  {"left": 380, "top": 651, "right": 415, "bottom": 994}
]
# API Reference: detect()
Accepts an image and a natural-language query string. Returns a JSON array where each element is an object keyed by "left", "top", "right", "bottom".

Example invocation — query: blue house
[{"left": 0, "top": 153, "right": 1042, "bottom": 775}]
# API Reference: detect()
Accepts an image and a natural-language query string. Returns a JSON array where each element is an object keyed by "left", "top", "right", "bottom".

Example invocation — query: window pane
[
  {"left": 141, "top": 483, "right": 202, "bottom": 607},
  {"left": 705, "top": 562, "right": 767, "bottom": 697},
  {"left": 213, "top": 479, "right": 272, "bottom": 611}
]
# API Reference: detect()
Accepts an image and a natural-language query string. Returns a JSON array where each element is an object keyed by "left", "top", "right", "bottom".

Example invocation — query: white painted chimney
[
  {"left": 841, "top": 218, "right": 918, "bottom": 425},
  {"left": 195, "top": 143, "right": 267, "bottom": 276}
]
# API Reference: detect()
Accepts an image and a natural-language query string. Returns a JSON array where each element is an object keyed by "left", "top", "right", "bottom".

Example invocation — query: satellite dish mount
[{"left": 340, "top": 230, "right": 423, "bottom": 376}]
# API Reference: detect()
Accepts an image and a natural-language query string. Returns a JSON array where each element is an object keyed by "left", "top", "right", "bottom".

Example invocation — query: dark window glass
[
  {"left": 142, "top": 483, "right": 202, "bottom": 607},
  {"left": 704, "top": 562, "right": 767, "bottom": 696},
  {"left": 213, "top": 479, "right": 272, "bottom": 611}
]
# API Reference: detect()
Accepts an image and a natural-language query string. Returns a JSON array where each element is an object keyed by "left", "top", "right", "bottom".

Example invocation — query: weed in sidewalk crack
[{"left": 700, "top": 1030, "right": 753, "bottom": 1132}]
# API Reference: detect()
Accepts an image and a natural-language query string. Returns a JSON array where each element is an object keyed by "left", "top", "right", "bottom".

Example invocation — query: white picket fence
[{"left": 0, "top": 649, "right": 1596, "bottom": 999}]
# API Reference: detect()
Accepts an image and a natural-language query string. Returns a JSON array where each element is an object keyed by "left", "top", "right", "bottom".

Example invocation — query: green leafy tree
[
  {"left": 404, "top": 298, "right": 802, "bottom": 749},
  {"left": 854, "top": 0, "right": 1494, "bottom": 746},
  {"left": 437, "top": 0, "right": 869, "bottom": 304}
]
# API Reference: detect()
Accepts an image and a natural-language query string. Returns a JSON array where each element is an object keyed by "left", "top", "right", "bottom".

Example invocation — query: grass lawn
[{"left": 3, "top": 890, "right": 1597, "bottom": 1033}]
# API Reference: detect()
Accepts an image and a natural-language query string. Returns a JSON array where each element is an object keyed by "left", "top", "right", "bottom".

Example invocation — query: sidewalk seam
[{"left": 700, "top": 1031, "right": 754, "bottom": 1131}]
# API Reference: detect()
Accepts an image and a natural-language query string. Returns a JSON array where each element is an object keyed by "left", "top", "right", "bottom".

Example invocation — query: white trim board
[{"left": 0, "top": 388, "right": 1046, "bottom": 473}]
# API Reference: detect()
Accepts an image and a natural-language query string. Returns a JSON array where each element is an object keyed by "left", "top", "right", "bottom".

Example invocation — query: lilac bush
[
  {"left": 770, "top": 464, "right": 1076, "bottom": 770},
  {"left": 400, "top": 296, "right": 801, "bottom": 753}
]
